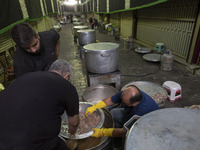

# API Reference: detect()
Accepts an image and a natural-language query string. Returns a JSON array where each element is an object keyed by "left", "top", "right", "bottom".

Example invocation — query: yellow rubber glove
[
  {"left": 85, "top": 101, "right": 106, "bottom": 117},
  {"left": 92, "top": 128, "right": 114, "bottom": 137},
  {"left": 0, "top": 83, "right": 5, "bottom": 91}
]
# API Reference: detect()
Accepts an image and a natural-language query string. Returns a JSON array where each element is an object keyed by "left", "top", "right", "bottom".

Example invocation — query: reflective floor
[
  {"left": 59, "top": 23, "right": 200, "bottom": 150},
  {"left": 59, "top": 23, "right": 200, "bottom": 108}
]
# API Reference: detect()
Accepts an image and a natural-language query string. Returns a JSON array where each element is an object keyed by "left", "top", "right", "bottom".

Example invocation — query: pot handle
[
  {"left": 123, "top": 115, "right": 141, "bottom": 137},
  {"left": 101, "top": 53, "right": 111, "bottom": 57}
]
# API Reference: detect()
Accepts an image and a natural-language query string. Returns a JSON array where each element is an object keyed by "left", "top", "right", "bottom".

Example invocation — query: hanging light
[{"left": 63, "top": 0, "right": 77, "bottom": 5}]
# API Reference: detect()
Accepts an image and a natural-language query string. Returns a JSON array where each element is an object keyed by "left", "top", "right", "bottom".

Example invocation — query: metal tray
[
  {"left": 59, "top": 102, "right": 105, "bottom": 140},
  {"left": 121, "top": 81, "right": 167, "bottom": 107},
  {"left": 135, "top": 47, "right": 151, "bottom": 54},
  {"left": 143, "top": 53, "right": 161, "bottom": 62}
]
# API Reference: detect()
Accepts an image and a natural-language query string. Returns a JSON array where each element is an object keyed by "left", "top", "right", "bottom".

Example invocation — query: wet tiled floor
[
  {"left": 59, "top": 23, "right": 200, "bottom": 150},
  {"left": 59, "top": 23, "right": 200, "bottom": 108}
]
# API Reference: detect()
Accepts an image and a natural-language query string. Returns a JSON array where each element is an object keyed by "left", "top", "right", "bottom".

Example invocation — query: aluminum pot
[
  {"left": 73, "top": 22, "right": 84, "bottom": 26},
  {"left": 73, "top": 18, "right": 81, "bottom": 22},
  {"left": 65, "top": 108, "right": 114, "bottom": 150},
  {"left": 77, "top": 29, "right": 96, "bottom": 45},
  {"left": 83, "top": 42, "right": 119, "bottom": 73},
  {"left": 73, "top": 26, "right": 88, "bottom": 38},
  {"left": 82, "top": 84, "right": 120, "bottom": 111}
]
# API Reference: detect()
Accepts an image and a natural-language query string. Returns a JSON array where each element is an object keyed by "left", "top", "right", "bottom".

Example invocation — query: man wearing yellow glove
[
  {"left": 85, "top": 85, "right": 159, "bottom": 138},
  {"left": 91, "top": 128, "right": 127, "bottom": 137},
  {"left": 85, "top": 100, "right": 107, "bottom": 117},
  {"left": 0, "top": 83, "right": 5, "bottom": 91}
]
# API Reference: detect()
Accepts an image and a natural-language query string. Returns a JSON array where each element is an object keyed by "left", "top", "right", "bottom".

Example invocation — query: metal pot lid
[
  {"left": 135, "top": 47, "right": 151, "bottom": 54},
  {"left": 74, "top": 26, "right": 88, "bottom": 29},
  {"left": 77, "top": 29, "right": 95, "bottom": 33},
  {"left": 83, "top": 42, "right": 119, "bottom": 52},
  {"left": 73, "top": 18, "right": 80, "bottom": 21},
  {"left": 59, "top": 102, "right": 105, "bottom": 140},
  {"left": 125, "top": 108, "right": 200, "bottom": 150},
  {"left": 73, "top": 22, "right": 84, "bottom": 24},
  {"left": 143, "top": 53, "right": 161, "bottom": 62}
]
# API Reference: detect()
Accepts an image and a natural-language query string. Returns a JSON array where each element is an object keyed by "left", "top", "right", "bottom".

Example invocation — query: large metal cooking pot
[
  {"left": 60, "top": 102, "right": 105, "bottom": 140},
  {"left": 83, "top": 42, "right": 119, "bottom": 73},
  {"left": 73, "top": 26, "right": 88, "bottom": 38},
  {"left": 77, "top": 29, "right": 96, "bottom": 45},
  {"left": 73, "top": 22, "right": 84, "bottom": 26},
  {"left": 73, "top": 18, "right": 81, "bottom": 22},
  {"left": 125, "top": 108, "right": 200, "bottom": 150},
  {"left": 64, "top": 108, "right": 114, "bottom": 150},
  {"left": 82, "top": 84, "right": 120, "bottom": 111}
]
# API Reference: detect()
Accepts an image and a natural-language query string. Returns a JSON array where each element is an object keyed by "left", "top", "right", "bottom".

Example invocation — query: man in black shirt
[
  {"left": 11, "top": 22, "right": 60, "bottom": 78},
  {"left": 0, "top": 59, "right": 79, "bottom": 150}
]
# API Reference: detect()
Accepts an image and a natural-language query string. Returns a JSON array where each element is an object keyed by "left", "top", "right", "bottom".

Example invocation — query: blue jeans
[{"left": 110, "top": 108, "right": 125, "bottom": 128}]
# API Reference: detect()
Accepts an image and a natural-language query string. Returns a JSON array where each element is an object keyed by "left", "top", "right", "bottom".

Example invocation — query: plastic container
[
  {"left": 154, "top": 43, "right": 165, "bottom": 53},
  {"left": 161, "top": 50, "right": 174, "bottom": 71}
]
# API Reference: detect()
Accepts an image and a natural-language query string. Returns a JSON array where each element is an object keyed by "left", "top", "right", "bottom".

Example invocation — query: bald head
[{"left": 121, "top": 85, "right": 142, "bottom": 107}]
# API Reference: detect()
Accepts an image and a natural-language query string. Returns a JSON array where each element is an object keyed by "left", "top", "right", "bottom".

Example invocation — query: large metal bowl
[
  {"left": 82, "top": 84, "right": 120, "bottom": 110},
  {"left": 64, "top": 108, "right": 114, "bottom": 150},
  {"left": 59, "top": 102, "right": 105, "bottom": 140}
]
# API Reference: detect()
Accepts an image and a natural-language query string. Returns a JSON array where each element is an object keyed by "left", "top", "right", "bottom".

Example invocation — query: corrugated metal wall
[
  {"left": 121, "top": 11, "right": 133, "bottom": 38},
  {"left": 0, "top": 32, "right": 15, "bottom": 74},
  {"left": 136, "top": 0, "right": 199, "bottom": 61},
  {"left": 0, "top": 0, "right": 59, "bottom": 76},
  {"left": 110, "top": 13, "right": 121, "bottom": 28},
  {"left": 0, "top": 15, "right": 57, "bottom": 75}
]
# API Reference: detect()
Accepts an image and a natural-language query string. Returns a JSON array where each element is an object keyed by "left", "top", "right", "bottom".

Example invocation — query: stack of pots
[
  {"left": 83, "top": 42, "right": 119, "bottom": 73},
  {"left": 77, "top": 29, "right": 96, "bottom": 58}
]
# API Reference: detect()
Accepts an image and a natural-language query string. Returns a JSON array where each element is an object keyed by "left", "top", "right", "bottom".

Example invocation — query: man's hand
[
  {"left": 85, "top": 101, "right": 106, "bottom": 117},
  {"left": 0, "top": 83, "right": 5, "bottom": 91},
  {"left": 91, "top": 128, "right": 114, "bottom": 138},
  {"left": 68, "top": 114, "right": 79, "bottom": 135},
  {"left": 85, "top": 106, "right": 97, "bottom": 117}
]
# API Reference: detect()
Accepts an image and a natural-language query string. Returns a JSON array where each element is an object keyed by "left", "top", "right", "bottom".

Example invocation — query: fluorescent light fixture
[{"left": 63, "top": 0, "right": 77, "bottom": 5}]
